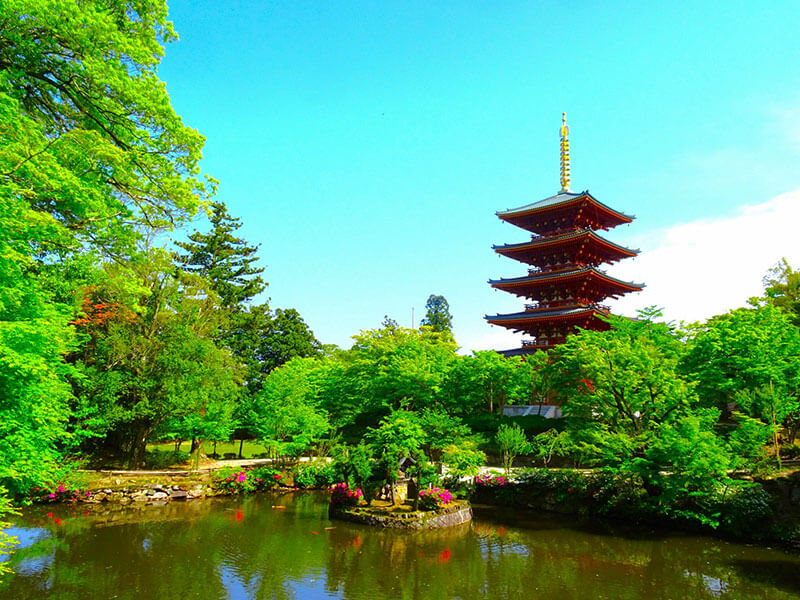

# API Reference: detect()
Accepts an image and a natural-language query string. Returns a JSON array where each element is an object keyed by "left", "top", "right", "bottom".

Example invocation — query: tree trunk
[
  {"left": 127, "top": 428, "right": 150, "bottom": 469},
  {"left": 190, "top": 437, "right": 202, "bottom": 471},
  {"left": 238, "top": 438, "right": 244, "bottom": 459}
]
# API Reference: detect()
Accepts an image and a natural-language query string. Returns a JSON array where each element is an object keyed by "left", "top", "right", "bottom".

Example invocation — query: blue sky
[{"left": 159, "top": 1, "right": 800, "bottom": 350}]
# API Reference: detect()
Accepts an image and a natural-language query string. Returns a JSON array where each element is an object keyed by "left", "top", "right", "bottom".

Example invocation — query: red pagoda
[{"left": 486, "top": 114, "right": 643, "bottom": 356}]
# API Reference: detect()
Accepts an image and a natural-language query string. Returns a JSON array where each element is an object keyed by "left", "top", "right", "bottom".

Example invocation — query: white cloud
[
  {"left": 609, "top": 188, "right": 800, "bottom": 324},
  {"left": 458, "top": 327, "right": 521, "bottom": 354}
]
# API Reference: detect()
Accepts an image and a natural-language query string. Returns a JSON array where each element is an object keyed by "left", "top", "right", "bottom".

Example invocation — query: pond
[{"left": 1, "top": 492, "right": 799, "bottom": 599}]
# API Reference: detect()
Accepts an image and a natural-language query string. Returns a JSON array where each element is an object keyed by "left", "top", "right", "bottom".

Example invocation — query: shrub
[
  {"left": 474, "top": 472, "right": 508, "bottom": 487},
  {"left": 496, "top": 423, "right": 530, "bottom": 475},
  {"left": 214, "top": 468, "right": 256, "bottom": 494},
  {"left": 293, "top": 461, "right": 337, "bottom": 488},
  {"left": 442, "top": 442, "right": 486, "bottom": 481},
  {"left": 330, "top": 483, "right": 363, "bottom": 508},
  {"left": 719, "top": 483, "right": 773, "bottom": 537},
  {"left": 418, "top": 487, "right": 453, "bottom": 511},
  {"left": 250, "top": 465, "right": 285, "bottom": 491}
]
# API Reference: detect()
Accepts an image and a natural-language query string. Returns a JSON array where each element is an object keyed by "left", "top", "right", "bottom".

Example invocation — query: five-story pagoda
[{"left": 486, "top": 114, "right": 643, "bottom": 356}]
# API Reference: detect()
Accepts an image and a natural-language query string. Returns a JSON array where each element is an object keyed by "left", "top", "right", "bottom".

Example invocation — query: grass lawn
[{"left": 146, "top": 440, "right": 268, "bottom": 460}]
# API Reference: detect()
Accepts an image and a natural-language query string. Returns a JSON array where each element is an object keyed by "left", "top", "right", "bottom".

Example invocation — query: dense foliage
[{"left": 0, "top": 0, "right": 320, "bottom": 498}]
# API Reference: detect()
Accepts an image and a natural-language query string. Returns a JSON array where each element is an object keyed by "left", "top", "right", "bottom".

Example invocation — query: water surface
[{"left": 1, "top": 492, "right": 798, "bottom": 599}]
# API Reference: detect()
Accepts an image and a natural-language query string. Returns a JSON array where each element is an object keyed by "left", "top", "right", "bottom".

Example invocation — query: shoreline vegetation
[{"left": 28, "top": 458, "right": 800, "bottom": 549}]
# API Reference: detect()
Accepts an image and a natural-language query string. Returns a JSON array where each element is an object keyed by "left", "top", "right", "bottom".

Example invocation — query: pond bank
[{"left": 471, "top": 468, "right": 800, "bottom": 549}]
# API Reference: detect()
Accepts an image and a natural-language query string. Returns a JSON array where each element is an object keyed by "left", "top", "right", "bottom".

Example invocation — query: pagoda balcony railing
[
  {"left": 522, "top": 338, "right": 565, "bottom": 347},
  {"left": 525, "top": 302, "right": 612, "bottom": 312}
]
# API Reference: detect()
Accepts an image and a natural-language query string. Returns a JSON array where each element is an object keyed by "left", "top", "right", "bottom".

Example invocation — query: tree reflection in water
[{"left": 1, "top": 492, "right": 799, "bottom": 600}]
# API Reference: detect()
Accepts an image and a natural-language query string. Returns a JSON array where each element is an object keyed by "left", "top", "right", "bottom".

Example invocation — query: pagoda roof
[
  {"left": 493, "top": 228, "right": 639, "bottom": 265},
  {"left": 486, "top": 306, "right": 605, "bottom": 321},
  {"left": 489, "top": 267, "right": 644, "bottom": 298},
  {"left": 485, "top": 305, "right": 613, "bottom": 334},
  {"left": 496, "top": 190, "right": 634, "bottom": 233}
]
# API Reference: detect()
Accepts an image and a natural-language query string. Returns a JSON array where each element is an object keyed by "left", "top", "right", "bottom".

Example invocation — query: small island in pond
[{"left": 328, "top": 481, "right": 472, "bottom": 530}]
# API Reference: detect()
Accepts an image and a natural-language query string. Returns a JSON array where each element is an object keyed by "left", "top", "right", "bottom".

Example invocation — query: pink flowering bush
[
  {"left": 418, "top": 487, "right": 453, "bottom": 511},
  {"left": 215, "top": 466, "right": 285, "bottom": 494},
  {"left": 330, "top": 483, "right": 363, "bottom": 508},
  {"left": 36, "top": 482, "right": 83, "bottom": 503},
  {"left": 214, "top": 468, "right": 256, "bottom": 494},
  {"left": 474, "top": 472, "right": 508, "bottom": 487},
  {"left": 251, "top": 466, "right": 285, "bottom": 491}
]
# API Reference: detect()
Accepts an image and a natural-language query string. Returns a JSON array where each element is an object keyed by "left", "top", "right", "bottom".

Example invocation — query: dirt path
[{"left": 80, "top": 458, "right": 275, "bottom": 477}]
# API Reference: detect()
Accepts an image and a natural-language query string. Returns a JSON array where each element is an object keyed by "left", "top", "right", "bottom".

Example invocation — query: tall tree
[
  {"left": 762, "top": 258, "right": 800, "bottom": 327},
  {"left": 682, "top": 304, "right": 800, "bottom": 448},
  {"left": 72, "top": 251, "right": 239, "bottom": 467},
  {"left": 420, "top": 294, "right": 453, "bottom": 335},
  {"left": 1, "top": 0, "right": 211, "bottom": 257},
  {"left": 550, "top": 309, "right": 695, "bottom": 465},
  {"left": 175, "top": 201, "right": 266, "bottom": 309},
  {"left": 1, "top": 0, "right": 211, "bottom": 492}
]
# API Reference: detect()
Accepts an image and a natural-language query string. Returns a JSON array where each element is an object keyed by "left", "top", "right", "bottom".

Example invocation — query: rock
[
  {"left": 170, "top": 490, "right": 189, "bottom": 500},
  {"left": 119, "top": 496, "right": 131, "bottom": 504},
  {"left": 151, "top": 491, "right": 169, "bottom": 499},
  {"left": 94, "top": 492, "right": 107, "bottom": 502},
  {"left": 115, "top": 479, "right": 122, "bottom": 485},
  {"left": 107, "top": 492, "right": 124, "bottom": 503},
  {"left": 133, "top": 495, "right": 149, "bottom": 502}
]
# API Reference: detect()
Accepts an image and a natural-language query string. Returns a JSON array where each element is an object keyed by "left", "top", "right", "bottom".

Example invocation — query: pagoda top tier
[{"left": 496, "top": 190, "right": 633, "bottom": 235}]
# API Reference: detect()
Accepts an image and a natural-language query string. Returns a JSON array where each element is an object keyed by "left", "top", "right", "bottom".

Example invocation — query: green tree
[
  {"left": 1, "top": 0, "right": 212, "bottom": 492},
  {"left": 762, "top": 258, "right": 800, "bottom": 327},
  {"left": 1, "top": 0, "right": 211, "bottom": 254},
  {"left": 368, "top": 410, "right": 429, "bottom": 507},
  {"left": 252, "top": 358, "right": 330, "bottom": 460},
  {"left": 495, "top": 423, "right": 529, "bottom": 475},
  {"left": 441, "top": 441, "right": 486, "bottom": 481},
  {"left": 443, "top": 351, "right": 537, "bottom": 415},
  {"left": 0, "top": 489, "right": 18, "bottom": 579},
  {"left": 633, "top": 409, "right": 733, "bottom": 525},
  {"left": 72, "top": 251, "right": 239, "bottom": 467},
  {"left": 550, "top": 308, "right": 695, "bottom": 466},
  {"left": 420, "top": 294, "right": 453, "bottom": 334},
  {"left": 322, "top": 327, "right": 457, "bottom": 430},
  {"left": 175, "top": 201, "right": 266, "bottom": 309},
  {"left": 232, "top": 307, "right": 321, "bottom": 395},
  {"left": 682, "top": 305, "right": 800, "bottom": 447},
  {"left": 735, "top": 383, "right": 798, "bottom": 469}
]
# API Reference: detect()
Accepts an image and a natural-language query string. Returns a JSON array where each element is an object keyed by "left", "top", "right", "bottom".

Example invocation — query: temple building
[{"left": 486, "top": 114, "right": 643, "bottom": 356}]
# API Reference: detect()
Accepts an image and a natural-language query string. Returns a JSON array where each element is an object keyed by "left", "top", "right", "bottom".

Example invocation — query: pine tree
[
  {"left": 176, "top": 202, "right": 267, "bottom": 309},
  {"left": 420, "top": 294, "right": 453, "bottom": 334}
]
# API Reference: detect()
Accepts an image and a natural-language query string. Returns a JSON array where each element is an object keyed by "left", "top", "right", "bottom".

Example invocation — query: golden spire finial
[{"left": 559, "top": 112, "right": 571, "bottom": 193}]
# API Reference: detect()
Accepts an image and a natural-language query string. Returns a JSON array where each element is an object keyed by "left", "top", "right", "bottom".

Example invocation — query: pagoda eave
[
  {"left": 497, "top": 191, "right": 634, "bottom": 234},
  {"left": 485, "top": 306, "right": 612, "bottom": 334},
  {"left": 493, "top": 229, "right": 639, "bottom": 266},
  {"left": 489, "top": 268, "right": 644, "bottom": 300}
]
